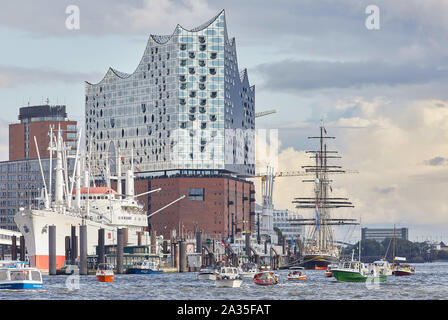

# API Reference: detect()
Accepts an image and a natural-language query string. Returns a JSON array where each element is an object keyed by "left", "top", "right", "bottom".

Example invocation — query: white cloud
[
  {"left": 254, "top": 96, "right": 448, "bottom": 236},
  {"left": 122, "top": 0, "right": 215, "bottom": 33}
]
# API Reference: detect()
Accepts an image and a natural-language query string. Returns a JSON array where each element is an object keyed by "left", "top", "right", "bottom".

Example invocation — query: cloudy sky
[{"left": 1, "top": 0, "right": 447, "bottom": 242}]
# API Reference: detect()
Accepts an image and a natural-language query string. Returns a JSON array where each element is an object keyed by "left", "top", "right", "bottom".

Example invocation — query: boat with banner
[
  {"left": 0, "top": 261, "right": 43, "bottom": 290},
  {"left": 290, "top": 124, "right": 359, "bottom": 270}
]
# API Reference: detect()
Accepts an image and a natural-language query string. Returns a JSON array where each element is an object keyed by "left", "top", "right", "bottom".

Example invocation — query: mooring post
[
  {"left": 71, "top": 225, "right": 77, "bottom": 265},
  {"left": 65, "top": 236, "right": 71, "bottom": 261},
  {"left": 11, "top": 235, "right": 17, "bottom": 261},
  {"left": 245, "top": 232, "right": 251, "bottom": 257},
  {"left": 19, "top": 236, "right": 26, "bottom": 261},
  {"left": 49, "top": 225, "right": 56, "bottom": 275},
  {"left": 150, "top": 229, "right": 156, "bottom": 254},
  {"left": 79, "top": 225, "right": 87, "bottom": 275},
  {"left": 179, "top": 240, "right": 186, "bottom": 273},
  {"left": 98, "top": 228, "right": 105, "bottom": 265},
  {"left": 117, "top": 228, "right": 124, "bottom": 274},
  {"left": 196, "top": 231, "right": 202, "bottom": 254}
]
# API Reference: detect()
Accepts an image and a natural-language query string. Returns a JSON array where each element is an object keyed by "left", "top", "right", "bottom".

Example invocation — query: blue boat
[
  {"left": 127, "top": 259, "right": 163, "bottom": 274},
  {"left": 0, "top": 261, "right": 43, "bottom": 290}
]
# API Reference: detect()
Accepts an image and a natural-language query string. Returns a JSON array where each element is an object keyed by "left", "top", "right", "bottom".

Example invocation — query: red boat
[
  {"left": 392, "top": 257, "right": 415, "bottom": 276},
  {"left": 253, "top": 271, "right": 280, "bottom": 286},
  {"left": 324, "top": 270, "right": 333, "bottom": 277},
  {"left": 392, "top": 263, "right": 415, "bottom": 276}
]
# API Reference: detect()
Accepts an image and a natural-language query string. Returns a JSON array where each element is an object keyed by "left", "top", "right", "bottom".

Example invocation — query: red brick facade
[
  {"left": 9, "top": 120, "right": 77, "bottom": 160},
  {"left": 128, "top": 176, "right": 255, "bottom": 239}
]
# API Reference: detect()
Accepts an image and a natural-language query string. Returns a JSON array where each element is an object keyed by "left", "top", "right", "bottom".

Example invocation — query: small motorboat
[
  {"left": 239, "top": 263, "right": 258, "bottom": 278},
  {"left": 0, "top": 261, "right": 43, "bottom": 290},
  {"left": 253, "top": 271, "right": 280, "bottom": 286},
  {"left": 325, "top": 264, "right": 335, "bottom": 277},
  {"left": 197, "top": 267, "right": 218, "bottom": 280},
  {"left": 392, "top": 257, "right": 415, "bottom": 276},
  {"left": 287, "top": 271, "right": 307, "bottom": 281},
  {"left": 215, "top": 267, "right": 243, "bottom": 288},
  {"left": 96, "top": 263, "right": 114, "bottom": 282},
  {"left": 126, "top": 259, "right": 163, "bottom": 274}
]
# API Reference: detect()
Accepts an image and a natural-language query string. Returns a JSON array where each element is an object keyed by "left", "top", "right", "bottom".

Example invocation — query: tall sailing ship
[{"left": 291, "top": 124, "right": 358, "bottom": 270}]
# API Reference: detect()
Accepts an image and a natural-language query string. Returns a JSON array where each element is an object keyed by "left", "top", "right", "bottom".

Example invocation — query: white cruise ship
[{"left": 14, "top": 127, "right": 159, "bottom": 272}]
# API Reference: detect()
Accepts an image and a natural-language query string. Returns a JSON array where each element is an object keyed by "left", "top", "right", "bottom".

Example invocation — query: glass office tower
[{"left": 85, "top": 10, "right": 255, "bottom": 177}]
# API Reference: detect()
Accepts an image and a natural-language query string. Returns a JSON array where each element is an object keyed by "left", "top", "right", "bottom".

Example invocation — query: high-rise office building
[
  {"left": 9, "top": 104, "right": 77, "bottom": 160},
  {"left": 361, "top": 227, "right": 409, "bottom": 242},
  {"left": 85, "top": 10, "right": 255, "bottom": 177},
  {"left": 1, "top": 104, "right": 77, "bottom": 230}
]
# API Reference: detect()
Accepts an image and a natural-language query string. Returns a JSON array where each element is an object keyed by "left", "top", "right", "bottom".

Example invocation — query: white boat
[
  {"left": 0, "top": 261, "right": 43, "bottom": 290},
  {"left": 13, "top": 128, "right": 180, "bottom": 272},
  {"left": 239, "top": 262, "right": 258, "bottom": 278},
  {"left": 372, "top": 259, "right": 393, "bottom": 276},
  {"left": 197, "top": 267, "right": 218, "bottom": 280},
  {"left": 215, "top": 267, "right": 243, "bottom": 288}
]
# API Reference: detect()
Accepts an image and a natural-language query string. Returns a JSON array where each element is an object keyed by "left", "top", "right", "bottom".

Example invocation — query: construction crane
[{"left": 255, "top": 109, "right": 276, "bottom": 118}]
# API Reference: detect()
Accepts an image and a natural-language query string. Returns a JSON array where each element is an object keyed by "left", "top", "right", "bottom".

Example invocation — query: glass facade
[{"left": 85, "top": 11, "right": 255, "bottom": 177}]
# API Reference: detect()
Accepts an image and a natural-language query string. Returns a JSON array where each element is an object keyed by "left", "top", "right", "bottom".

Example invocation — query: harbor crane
[{"left": 255, "top": 109, "right": 276, "bottom": 118}]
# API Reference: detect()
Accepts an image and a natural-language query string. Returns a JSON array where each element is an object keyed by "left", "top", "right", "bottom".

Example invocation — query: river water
[{"left": 1, "top": 262, "right": 447, "bottom": 300}]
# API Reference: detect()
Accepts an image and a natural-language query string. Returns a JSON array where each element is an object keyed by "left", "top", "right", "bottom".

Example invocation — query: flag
[
  {"left": 324, "top": 127, "right": 327, "bottom": 135},
  {"left": 221, "top": 240, "right": 226, "bottom": 247},
  {"left": 315, "top": 199, "right": 320, "bottom": 231}
]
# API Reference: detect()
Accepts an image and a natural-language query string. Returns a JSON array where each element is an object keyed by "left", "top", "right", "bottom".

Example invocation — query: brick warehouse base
[{"left": 113, "top": 175, "right": 256, "bottom": 240}]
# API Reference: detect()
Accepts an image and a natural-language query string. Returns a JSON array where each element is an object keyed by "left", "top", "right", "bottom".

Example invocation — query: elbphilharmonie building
[{"left": 85, "top": 10, "right": 255, "bottom": 177}]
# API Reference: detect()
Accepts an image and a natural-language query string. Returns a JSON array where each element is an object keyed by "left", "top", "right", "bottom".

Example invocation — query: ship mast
[{"left": 291, "top": 123, "right": 358, "bottom": 254}]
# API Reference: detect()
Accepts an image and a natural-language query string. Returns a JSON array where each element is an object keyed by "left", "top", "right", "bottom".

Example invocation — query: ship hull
[
  {"left": 127, "top": 268, "right": 163, "bottom": 274},
  {"left": 14, "top": 209, "right": 148, "bottom": 272},
  {"left": 301, "top": 254, "right": 339, "bottom": 270},
  {"left": 332, "top": 270, "right": 387, "bottom": 283}
]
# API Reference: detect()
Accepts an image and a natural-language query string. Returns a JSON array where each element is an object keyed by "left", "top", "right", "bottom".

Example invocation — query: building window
[{"left": 189, "top": 188, "right": 204, "bottom": 201}]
